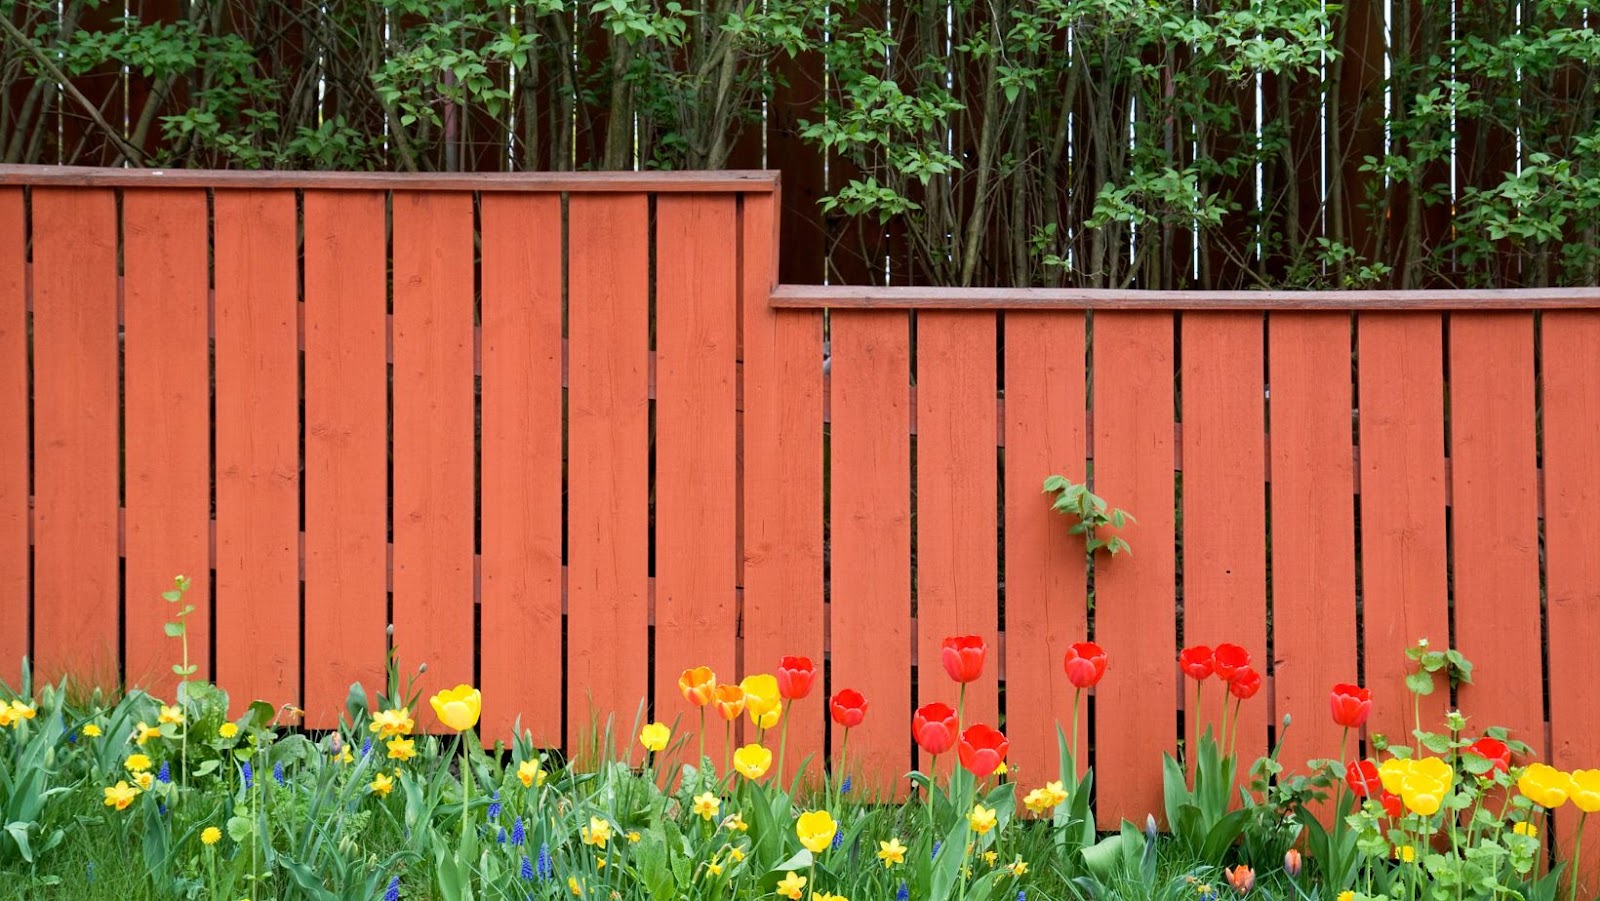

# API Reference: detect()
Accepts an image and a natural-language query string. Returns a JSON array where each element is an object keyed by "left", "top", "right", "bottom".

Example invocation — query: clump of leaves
[{"left": 1044, "top": 474, "right": 1134, "bottom": 556}]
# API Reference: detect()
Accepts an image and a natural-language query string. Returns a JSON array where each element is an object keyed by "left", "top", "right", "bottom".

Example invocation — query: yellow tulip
[
  {"left": 1570, "top": 770, "right": 1600, "bottom": 813},
  {"left": 429, "top": 685, "right": 482, "bottom": 732},
  {"left": 752, "top": 700, "right": 783, "bottom": 730},
  {"left": 741, "top": 674, "right": 781, "bottom": 727},
  {"left": 733, "top": 744, "right": 772, "bottom": 779},
  {"left": 1519, "top": 763, "right": 1573, "bottom": 809},
  {"left": 1378, "top": 758, "right": 1412, "bottom": 795},
  {"left": 796, "top": 809, "right": 837, "bottom": 853},
  {"left": 679, "top": 667, "right": 717, "bottom": 707},
  {"left": 639, "top": 722, "right": 671, "bottom": 753}
]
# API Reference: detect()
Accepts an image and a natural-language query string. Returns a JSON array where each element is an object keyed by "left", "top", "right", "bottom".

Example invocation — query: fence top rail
[
  {"left": 772, "top": 284, "right": 1600, "bottom": 310},
  {"left": 0, "top": 165, "right": 780, "bottom": 193}
]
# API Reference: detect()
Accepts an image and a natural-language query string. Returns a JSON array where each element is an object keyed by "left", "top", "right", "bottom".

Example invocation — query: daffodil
[
  {"left": 386, "top": 736, "right": 416, "bottom": 762},
  {"left": 968, "top": 803, "right": 998, "bottom": 835},
  {"left": 370, "top": 772, "right": 395, "bottom": 796},
  {"left": 369, "top": 707, "right": 415, "bottom": 738},
  {"left": 582, "top": 816, "right": 613, "bottom": 848},
  {"left": 103, "top": 781, "right": 138, "bottom": 810},
  {"left": 796, "top": 810, "right": 837, "bottom": 852},
  {"left": 706, "top": 860, "right": 724, "bottom": 877},
  {"left": 877, "top": 837, "right": 906, "bottom": 867},
  {"left": 518, "top": 759, "right": 546, "bottom": 787},
  {"left": 983, "top": 850, "right": 999, "bottom": 865},
  {"left": 692, "top": 792, "right": 721, "bottom": 821},
  {"left": 429, "top": 685, "right": 482, "bottom": 732},
  {"left": 627, "top": 831, "right": 641, "bottom": 843},
  {"left": 134, "top": 721, "right": 163, "bottom": 745},
  {"left": 723, "top": 812, "right": 748, "bottom": 831},
  {"left": 639, "top": 722, "right": 670, "bottom": 753},
  {"left": 134, "top": 772, "right": 154, "bottom": 791},
  {"left": 776, "top": 872, "right": 807, "bottom": 899},
  {"left": 1008, "top": 858, "right": 1029, "bottom": 876},
  {"left": 158, "top": 704, "right": 184, "bottom": 725}
]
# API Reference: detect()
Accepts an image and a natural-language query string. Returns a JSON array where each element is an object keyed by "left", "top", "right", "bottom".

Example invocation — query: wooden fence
[{"left": 3, "top": 167, "right": 1600, "bottom": 840}]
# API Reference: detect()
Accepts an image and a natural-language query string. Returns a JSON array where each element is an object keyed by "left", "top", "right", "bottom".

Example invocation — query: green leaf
[
  {"left": 1405, "top": 671, "right": 1436, "bottom": 695},
  {"left": 163, "top": 622, "right": 185, "bottom": 637},
  {"left": 161, "top": 591, "right": 182, "bottom": 602}
]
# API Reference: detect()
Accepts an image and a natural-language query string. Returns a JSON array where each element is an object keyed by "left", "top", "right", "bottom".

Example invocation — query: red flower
[
  {"left": 1063, "top": 642, "right": 1109, "bottom": 689},
  {"left": 941, "top": 635, "right": 987, "bottom": 684},
  {"left": 912, "top": 702, "right": 959, "bottom": 756},
  {"left": 1466, "top": 737, "right": 1511, "bottom": 774},
  {"left": 830, "top": 689, "right": 868, "bottom": 728},
  {"left": 776, "top": 656, "right": 816, "bottom": 700},
  {"left": 1179, "top": 646, "right": 1214, "bottom": 681},
  {"left": 1380, "top": 790, "right": 1403, "bottom": 819},
  {"left": 1213, "top": 644, "right": 1251, "bottom": 681},
  {"left": 1228, "top": 666, "right": 1262, "bottom": 700},
  {"left": 1329, "top": 683, "right": 1372, "bottom": 728},
  {"left": 957, "top": 724, "right": 1009, "bottom": 777},
  {"left": 1346, "top": 759, "right": 1382, "bottom": 798}
]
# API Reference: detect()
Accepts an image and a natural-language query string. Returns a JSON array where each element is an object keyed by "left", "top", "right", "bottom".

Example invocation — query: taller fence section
[{"left": 6, "top": 167, "right": 1600, "bottom": 839}]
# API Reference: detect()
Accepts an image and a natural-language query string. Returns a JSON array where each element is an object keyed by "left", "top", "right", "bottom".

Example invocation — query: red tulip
[
  {"left": 1228, "top": 666, "right": 1262, "bottom": 700},
  {"left": 777, "top": 656, "right": 816, "bottom": 700},
  {"left": 1063, "top": 642, "right": 1109, "bottom": 689},
  {"left": 1466, "top": 737, "right": 1511, "bottom": 774},
  {"left": 912, "top": 702, "right": 959, "bottom": 756},
  {"left": 1213, "top": 643, "right": 1251, "bottom": 681},
  {"left": 941, "top": 635, "right": 987, "bottom": 684},
  {"left": 957, "top": 724, "right": 1009, "bottom": 777},
  {"left": 830, "top": 689, "right": 868, "bottom": 728},
  {"left": 1380, "top": 790, "right": 1403, "bottom": 819},
  {"left": 1179, "top": 646, "right": 1214, "bottom": 681},
  {"left": 1346, "top": 759, "right": 1382, "bottom": 798},
  {"left": 1329, "top": 683, "right": 1372, "bottom": 728}
]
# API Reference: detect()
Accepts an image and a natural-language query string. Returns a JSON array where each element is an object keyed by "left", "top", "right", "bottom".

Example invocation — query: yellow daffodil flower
[
  {"left": 369, "top": 707, "right": 415, "bottom": 738},
  {"left": 877, "top": 837, "right": 906, "bottom": 867},
  {"left": 518, "top": 759, "right": 546, "bottom": 788},
  {"left": 103, "top": 781, "right": 138, "bottom": 810},
  {"left": 775, "top": 872, "right": 807, "bottom": 899},
  {"left": 968, "top": 803, "right": 998, "bottom": 835},
  {"left": 158, "top": 704, "right": 184, "bottom": 725},
  {"left": 370, "top": 772, "right": 395, "bottom": 796},
  {"left": 386, "top": 736, "right": 416, "bottom": 762},
  {"left": 692, "top": 792, "right": 721, "bottom": 821},
  {"left": 582, "top": 816, "right": 613, "bottom": 848}
]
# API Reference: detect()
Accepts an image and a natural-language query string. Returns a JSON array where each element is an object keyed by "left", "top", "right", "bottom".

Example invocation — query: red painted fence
[{"left": 3, "top": 167, "right": 1600, "bottom": 841}]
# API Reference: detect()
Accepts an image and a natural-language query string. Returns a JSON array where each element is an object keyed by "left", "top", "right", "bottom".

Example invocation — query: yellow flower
[
  {"left": 125, "top": 753, "right": 153, "bottom": 772},
  {"left": 733, "top": 744, "right": 773, "bottom": 780},
  {"left": 1393, "top": 845, "right": 1417, "bottom": 862},
  {"left": 723, "top": 812, "right": 748, "bottom": 832},
  {"left": 595, "top": 856, "right": 606, "bottom": 870},
  {"left": 1519, "top": 763, "right": 1573, "bottom": 809},
  {"left": 729, "top": 846, "right": 744, "bottom": 861},
  {"left": 706, "top": 861, "right": 724, "bottom": 877},
  {"left": 983, "top": 851, "right": 999, "bottom": 865},
  {"left": 429, "top": 685, "right": 482, "bottom": 732},
  {"left": 741, "top": 674, "right": 782, "bottom": 728},
  {"left": 627, "top": 831, "right": 641, "bottom": 843},
  {"left": 568, "top": 875, "right": 583, "bottom": 896},
  {"left": 334, "top": 746, "right": 354, "bottom": 765},
  {"left": 8, "top": 700, "right": 35, "bottom": 721},
  {"left": 369, "top": 707, "right": 415, "bottom": 738},
  {"left": 370, "top": 772, "right": 395, "bottom": 796},
  {"left": 993, "top": 762, "right": 1008, "bottom": 776},
  {"left": 218, "top": 723, "right": 238, "bottom": 739},
  {"left": 0, "top": 706, "right": 14, "bottom": 728},
  {"left": 968, "top": 804, "right": 998, "bottom": 835},
  {"left": 639, "top": 722, "right": 670, "bottom": 753},
  {"left": 776, "top": 872, "right": 807, "bottom": 899},
  {"left": 103, "top": 781, "right": 138, "bottom": 810},
  {"left": 877, "top": 837, "right": 907, "bottom": 867},
  {"left": 692, "top": 792, "right": 721, "bottom": 821},
  {"left": 1044, "top": 780, "right": 1068, "bottom": 804},
  {"left": 1514, "top": 821, "right": 1540, "bottom": 837},
  {"left": 158, "top": 704, "right": 185, "bottom": 725},
  {"left": 386, "top": 736, "right": 416, "bottom": 762},
  {"left": 201, "top": 826, "right": 222, "bottom": 846},
  {"left": 582, "top": 816, "right": 613, "bottom": 848},
  {"left": 134, "top": 721, "right": 163, "bottom": 745},
  {"left": 518, "top": 759, "right": 546, "bottom": 787},
  {"left": 1569, "top": 770, "right": 1600, "bottom": 813},
  {"left": 1337, "top": 893, "right": 1355, "bottom": 901},
  {"left": 134, "top": 772, "right": 154, "bottom": 791},
  {"left": 1008, "top": 859, "right": 1029, "bottom": 876},
  {"left": 796, "top": 810, "right": 837, "bottom": 853}
]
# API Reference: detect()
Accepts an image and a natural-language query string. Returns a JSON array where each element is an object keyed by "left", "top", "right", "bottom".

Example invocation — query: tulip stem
[
  {"left": 1572, "top": 812, "right": 1589, "bottom": 901},
  {"left": 698, "top": 707, "right": 707, "bottom": 789},
  {"left": 776, "top": 706, "right": 790, "bottom": 789},
  {"left": 1070, "top": 689, "right": 1082, "bottom": 782},
  {"left": 460, "top": 733, "right": 472, "bottom": 866},
  {"left": 724, "top": 720, "right": 733, "bottom": 781},
  {"left": 1193, "top": 681, "right": 1204, "bottom": 772},
  {"left": 836, "top": 728, "right": 851, "bottom": 813},
  {"left": 957, "top": 683, "right": 967, "bottom": 733}
]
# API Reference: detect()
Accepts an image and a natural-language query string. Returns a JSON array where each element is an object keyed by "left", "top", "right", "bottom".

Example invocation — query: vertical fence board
[
  {"left": 741, "top": 193, "right": 826, "bottom": 784},
  {"left": 303, "top": 191, "right": 389, "bottom": 729},
  {"left": 829, "top": 310, "right": 912, "bottom": 795},
  {"left": 1179, "top": 312, "right": 1268, "bottom": 763},
  {"left": 1091, "top": 311, "right": 1176, "bottom": 826},
  {"left": 1542, "top": 311, "right": 1600, "bottom": 893},
  {"left": 0, "top": 190, "right": 25, "bottom": 684},
  {"left": 1449, "top": 313, "right": 1542, "bottom": 754},
  {"left": 654, "top": 194, "right": 740, "bottom": 761},
  {"left": 214, "top": 190, "right": 300, "bottom": 711},
  {"left": 1356, "top": 313, "right": 1448, "bottom": 743},
  {"left": 392, "top": 192, "right": 477, "bottom": 725},
  {"left": 915, "top": 311, "right": 998, "bottom": 769},
  {"left": 566, "top": 194, "right": 651, "bottom": 753},
  {"left": 1002, "top": 312, "right": 1088, "bottom": 789},
  {"left": 123, "top": 189, "right": 212, "bottom": 697},
  {"left": 1268, "top": 312, "right": 1357, "bottom": 769},
  {"left": 480, "top": 193, "right": 565, "bottom": 746},
  {"left": 31, "top": 188, "right": 119, "bottom": 686}
]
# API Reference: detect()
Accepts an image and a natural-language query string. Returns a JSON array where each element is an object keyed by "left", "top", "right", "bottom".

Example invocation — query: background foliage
[{"left": 3, "top": 0, "right": 1597, "bottom": 288}]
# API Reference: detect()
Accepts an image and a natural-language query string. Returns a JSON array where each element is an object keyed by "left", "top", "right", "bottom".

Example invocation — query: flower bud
[{"left": 1284, "top": 848, "right": 1302, "bottom": 879}]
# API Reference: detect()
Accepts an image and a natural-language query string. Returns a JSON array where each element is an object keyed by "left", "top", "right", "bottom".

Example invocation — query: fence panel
[{"left": 0, "top": 189, "right": 25, "bottom": 685}]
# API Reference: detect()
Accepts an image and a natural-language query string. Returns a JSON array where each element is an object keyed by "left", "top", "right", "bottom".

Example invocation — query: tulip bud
[
  {"left": 1283, "top": 849, "right": 1302, "bottom": 879},
  {"left": 1145, "top": 814, "right": 1158, "bottom": 841},
  {"left": 387, "top": 623, "right": 395, "bottom": 637},
  {"left": 418, "top": 662, "right": 428, "bottom": 674}
]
